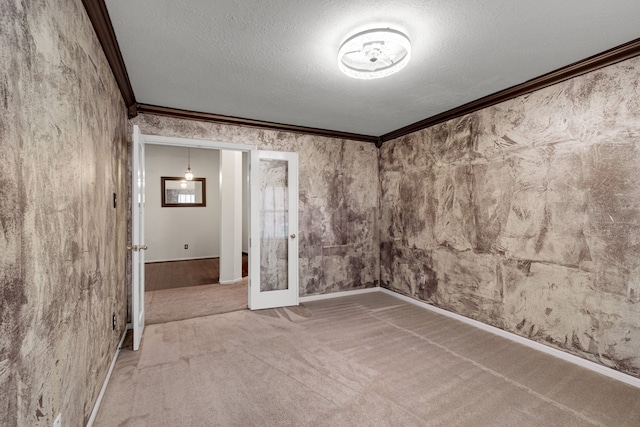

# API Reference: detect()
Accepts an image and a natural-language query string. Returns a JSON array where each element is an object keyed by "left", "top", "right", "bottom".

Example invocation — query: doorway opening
[
  {"left": 131, "top": 126, "right": 299, "bottom": 350},
  {"left": 142, "top": 143, "right": 250, "bottom": 325}
]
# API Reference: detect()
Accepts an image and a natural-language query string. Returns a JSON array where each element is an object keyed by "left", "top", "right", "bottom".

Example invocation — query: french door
[
  {"left": 248, "top": 150, "right": 299, "bottom": 310},
  {"left": 131, "top": 125, "right": 147, "bottom": 351}
]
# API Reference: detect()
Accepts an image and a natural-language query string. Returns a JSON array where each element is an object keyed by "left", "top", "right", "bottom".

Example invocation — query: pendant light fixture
[
  {"left": 184, "top": 148, "right": 194, "bottom": 180},
  {"left": 338, "top": 27, "right": 411, "bottom": 79}
]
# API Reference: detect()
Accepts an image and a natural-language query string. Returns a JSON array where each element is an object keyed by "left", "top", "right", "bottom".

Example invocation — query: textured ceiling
[{"left": 105, "top": 0, "right": 640, "bottom": 136}]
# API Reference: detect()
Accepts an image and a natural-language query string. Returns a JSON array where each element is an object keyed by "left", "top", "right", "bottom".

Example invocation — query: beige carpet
[
  {"left": 145, "top": 278, "right": 248, "bottom": 325},
  {"left": 95, "top": 292, "right": 640, "bottom": 426}
]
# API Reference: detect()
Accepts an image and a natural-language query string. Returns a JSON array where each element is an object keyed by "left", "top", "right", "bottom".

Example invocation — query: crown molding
[
  {"left": 380, "top": 37, "right": 640, "bottom": 143},
  {"left": 82, "top": 0, "right": 136, "bottom": 111},
  {"left": 136, "top": 104, "right": 378, "bottom": 143}
]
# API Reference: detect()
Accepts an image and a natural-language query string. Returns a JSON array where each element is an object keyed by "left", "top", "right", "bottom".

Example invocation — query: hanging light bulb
[{"left": 184, "top": 148, "right": 194, "bottom": 180}]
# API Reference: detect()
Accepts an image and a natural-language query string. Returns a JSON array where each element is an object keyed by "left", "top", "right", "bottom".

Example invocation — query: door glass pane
[{"left": 260, "top": 159, "right": 288, "bottom": 291}]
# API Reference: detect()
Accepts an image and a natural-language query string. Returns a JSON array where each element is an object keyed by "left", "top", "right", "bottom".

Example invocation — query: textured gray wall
[
  {"left": 132, "top": 114, "right": 380, "bottom": 296},
  {"left": 1, "top": 0, "right": 129, "bottom": 425},
  {"left": 380, "top": 56, "right": 640, "bottom": 377}
]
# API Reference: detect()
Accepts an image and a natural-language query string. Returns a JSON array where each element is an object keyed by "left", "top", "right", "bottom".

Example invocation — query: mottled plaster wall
[
  {"left": 1, "top": 0, "right": 128, "bottom": 425},
  {"left": 132, "top": 114, "right": 379, "bottom": 296},
  {"left": 380, "top": 56, "right": 640, "bottom": 377}
]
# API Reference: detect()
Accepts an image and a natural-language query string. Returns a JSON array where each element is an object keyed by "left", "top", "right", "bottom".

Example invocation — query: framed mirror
[{"left": 161, "top": 177, "right": 206, "bottom": 207}]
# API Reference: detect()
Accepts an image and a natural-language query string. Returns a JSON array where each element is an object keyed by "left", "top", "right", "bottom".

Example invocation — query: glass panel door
[
  {"left": 249, "top": 151, "right": 298, "bottom": 310},
  {"left": 132, "top": 125, "right": 146, "bottom": 350}
]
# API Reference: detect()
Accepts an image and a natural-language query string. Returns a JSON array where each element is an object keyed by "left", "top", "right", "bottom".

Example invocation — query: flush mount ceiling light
[{"left": 338, "top": 28, "right": 411, "bottom": 79}]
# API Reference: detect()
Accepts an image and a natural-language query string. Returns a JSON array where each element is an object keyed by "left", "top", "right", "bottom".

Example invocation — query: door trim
[{"left": 141, "top": 133, "right": 255, "bottom": 151}]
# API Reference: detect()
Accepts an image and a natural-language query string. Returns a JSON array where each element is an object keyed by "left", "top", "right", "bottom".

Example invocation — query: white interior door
[
  {"left": 131, "top": 125, "right": 147, "bottom": 350},
  {"left": 249, "top": 150, "right": 299, "bottom": 310}
]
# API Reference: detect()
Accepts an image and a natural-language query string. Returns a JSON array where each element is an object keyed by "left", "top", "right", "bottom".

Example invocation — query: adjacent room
[
  {"left": 2, "top": 0, "right": 640, "bottom": 426},
  {"left": 143, "top": 145, "right": 250, "bottom": 324}
]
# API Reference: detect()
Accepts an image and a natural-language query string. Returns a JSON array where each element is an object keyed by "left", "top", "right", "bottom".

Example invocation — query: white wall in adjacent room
[
  {"left": 242, "top": 151, "right": 249, "bottom": 253},
  {"left": 219, "top": 150, "right": 243, "bottom": 283},
  {"left": 145, "top": 145, "right": 220, "bottom": 262}
]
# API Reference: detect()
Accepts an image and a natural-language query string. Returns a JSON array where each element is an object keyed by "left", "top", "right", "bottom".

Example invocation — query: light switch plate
[{"left": 53, "top": 413, "right": 61, "bottom": 427}]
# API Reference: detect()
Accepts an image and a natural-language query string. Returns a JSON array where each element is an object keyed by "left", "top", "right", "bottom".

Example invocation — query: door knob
[
  {"left": 140, "top": 245, "right": 148, "bottom": 250},
  {"left": 290, "top": 233, "right": 296, "bottom": 239},
  {"left": 127, "top": 245, "right": 138, "bottom": 251}
]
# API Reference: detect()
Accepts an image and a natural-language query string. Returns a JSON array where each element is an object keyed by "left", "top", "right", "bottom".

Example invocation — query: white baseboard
[
  {"left": 219, "top": 277, "right": 243, "bottom": 285},
  {"left": 145, "top": 256, "right": 218, "bottom": 264},
  {"left": 86, "top": 327, "right": 128, "bottom": 427},
  {"left": 378, "top": 287, "right": 640, "bottom": 390},
  {"left": 300, "top": 286, "right": 380, "bottom": 303}
]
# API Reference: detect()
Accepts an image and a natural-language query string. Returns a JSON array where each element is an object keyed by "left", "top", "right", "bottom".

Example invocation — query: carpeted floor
[
  {"left": 144, "top": 256, "right": 249, "bottom": 324},
  {"left": 145, "top": 278, "right": 248, "bottom": 325},
  {"left": 95, "top": 292, "right": 640, "bottom": 426}
]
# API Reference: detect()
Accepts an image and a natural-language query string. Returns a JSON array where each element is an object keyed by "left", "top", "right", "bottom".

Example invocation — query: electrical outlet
[
  {"left": 53, "top": 413, "right": 61, "bottom": 427},
  {"left": 112, "top": 313, "right": 116, "bottom": 330},
  {"left": 184, "top": 244, "right": 188, "bottom": 249}
]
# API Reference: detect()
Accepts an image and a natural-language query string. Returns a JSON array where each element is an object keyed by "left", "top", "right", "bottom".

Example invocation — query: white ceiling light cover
[{"left": 338, "top": 28, "right": 412, "bottom": 79}]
